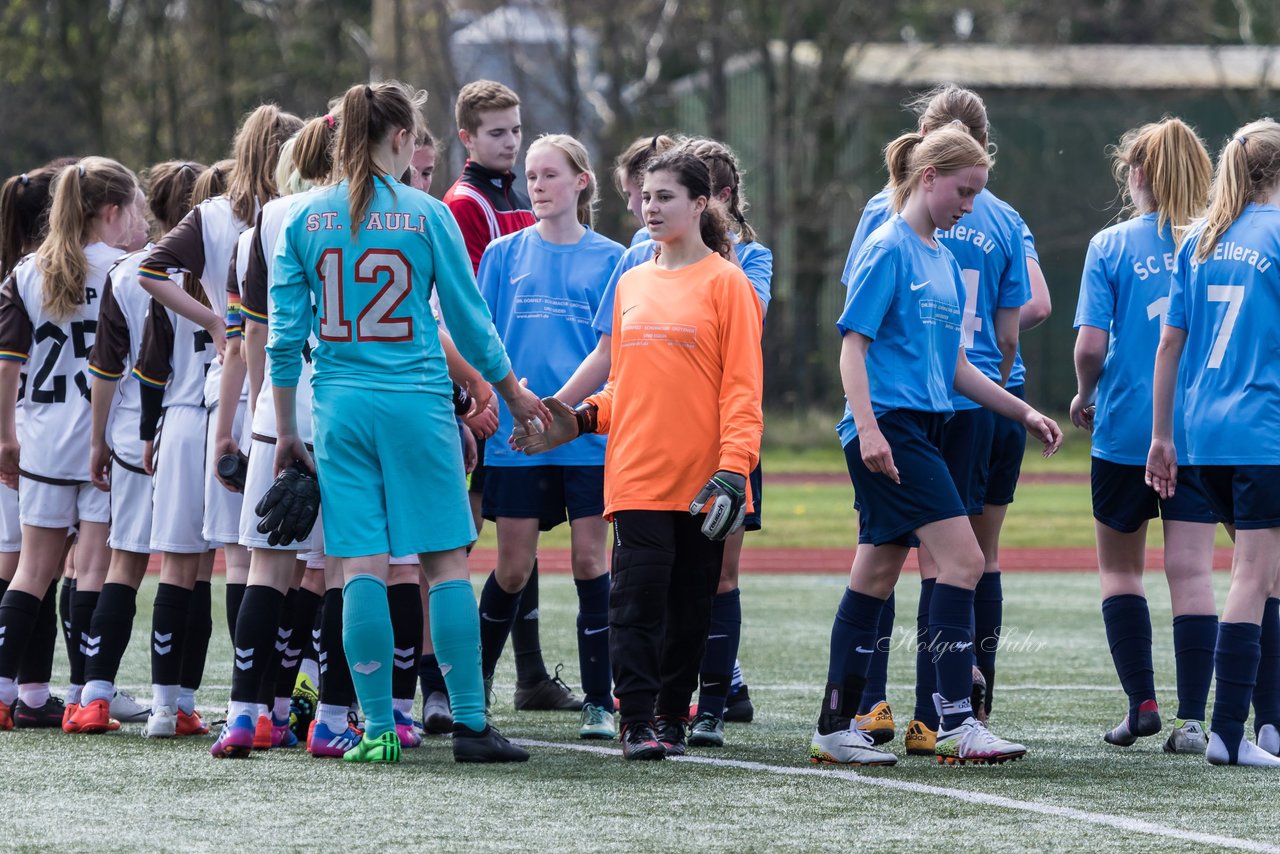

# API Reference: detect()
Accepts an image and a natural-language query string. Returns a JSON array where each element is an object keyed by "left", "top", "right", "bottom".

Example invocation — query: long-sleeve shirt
[
  {"left": 585, "top": 252, "right": 763, "bottom": 517},
  {"left": 442, "top": 160, "right": 536, "bottom": 274}
]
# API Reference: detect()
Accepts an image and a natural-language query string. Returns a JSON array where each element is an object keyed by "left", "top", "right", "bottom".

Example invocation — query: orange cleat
[
  {"left": 253, "top": 714, "right": 272, "bottom": 750},
  {"left": 176, "top": 709, "right": 210, "bottom": 736},
  {"left": 61, "top": 702, "right": 80, "bottom": 733},
  {"left": 306, "top": 718, "right": 317, "bottom": 754},
  {"left": 0, "top": 699, "right": 13, "bottom": 731},
  {"left": 67, "top": 699, "right": 120, "bottom": 734}
]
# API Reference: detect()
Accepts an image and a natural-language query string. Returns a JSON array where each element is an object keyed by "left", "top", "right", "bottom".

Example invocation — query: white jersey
[{"left": 0, "top": 242, "right": 119, "bottom": 481}]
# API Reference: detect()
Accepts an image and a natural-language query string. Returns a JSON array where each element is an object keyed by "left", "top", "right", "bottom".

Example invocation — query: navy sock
[
  {"left": 319, "top": 589, "right": 354, "bottom": 708},
  {"left": 1172, "top": 613, "right": 1217, "bottom": 723},
  {"left": 0, "top": 590, "right": 42, "bottom": 680},
  {"left": 697, "top": 588, "right": 740, "bottom": 718},
  {"left": 1253, "top": 599, "right": 1280, "bottom": 733},
  {"left": 858, "top": 591, "right": 894, "bottom": 714},
  {"left": 913, "top": 578, "right": 938, "bottom": 728},
  {"left": 17, "top": 581, "right": 57, "bottom": 686},
  {"left": 180, "top": 580, "right": 212, "bottom": 694},
  {"left": 150, "top": 584, "right": 190, "bottom": 690},
  {"left": 477, "top": 571, "right": 520, "bottom": 680},
  {"left": 930, "top": 583, "right": 976, "bottom": 731},
  {"left": 512, "top": 560, "right": 549, "bottom": 684},
  {"left": 387, "top": 583, "right": 423, "bottom": 704},
  {"left": 1212, "top": 621, "right": 1262, "bottom": 762},
  {"left": 574, "top": 574, "right": 612, "bottom": 710},
  {"left": 973, "top": 572, "right": 1002, "bottom": 712},
  {"left": 83, "top": 582, "right": 138, "bottom": 685},
  {"left": 230, "top": 585, "right": 285, "bottom": 704},
  {"left": 225, "top": 582, "right": 246, "bottom": 641},
  {"left": 819, "top": 588, "right": 884, "bottom": 734},
  {"left": 1101, "top": 594, "right": 1156, "bottom": 722},
  {"left": 418, "top": 654, "right": 447, "bottom": 698}
]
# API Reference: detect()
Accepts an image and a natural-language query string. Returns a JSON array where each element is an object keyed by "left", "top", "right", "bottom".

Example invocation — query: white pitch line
[{"left": 513, "top": 739, "right": 1280, "bottom": 854}]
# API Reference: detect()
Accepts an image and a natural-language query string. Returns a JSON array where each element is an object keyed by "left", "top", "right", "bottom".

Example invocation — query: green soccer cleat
[{"left": 342, "top": 730, "right": 402, "bottom": 764}]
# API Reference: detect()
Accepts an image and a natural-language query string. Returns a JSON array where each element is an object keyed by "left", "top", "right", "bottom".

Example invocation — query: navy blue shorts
[
  {"left": 939, "top": 407, "right": 995, "bottom": 516},
  {"left": 744, "top": 463, "right": 763, "bottom": 532},
  {"left": 1091, "top": 458, "right": 1223, "bottom": 533},
  {"left": 482, "top": 464, "right": 605, "bottom": 531},
  {"left": 986, "top": 384, "right": 1027, "bottom": 506},
  {"left": 1196, "top": 466, "right": 1280, "bottom": 529},
  {"left": 845, "top": 410, "right": 968, "bottom": 547}
]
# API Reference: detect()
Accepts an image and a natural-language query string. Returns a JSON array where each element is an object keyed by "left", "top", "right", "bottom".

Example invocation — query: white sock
[
  {"left": 177, "top": 688, "right": 196, "bottom": 715},
  {"left": 393, "top": 697, "right": 412, "bottom": 716},
  {"left": 1259, "top": 723, "right": 1279, "bottom": 756},
  {"left": 256, "top": 703, "right": 268, "bottom": 721},
  {"left": 152, "top": 684, "right": 178, "bottom": 710},
  {"left": 317, "top": 703, "right": 348, "bottom": 731},
  {"left": 272, "top": 697, "right": 291, "bottom": 721},
  {"left": 229, "top": 700, "right": 257, "bottom": 721},
  {"left": 18, "top": 682, "right": 51, "bottom": 707},
  {"left": 65, "top": 683, "right": 83, "bottom": 705},
  {"left": 0, "top": 677, "right": 16, "bottom": 706},
  {"left": 300, "top": 658, "right": 320, "bottom": 686},
  {"left": 81, "top": 680, "right": 114, "bottom": 706}
]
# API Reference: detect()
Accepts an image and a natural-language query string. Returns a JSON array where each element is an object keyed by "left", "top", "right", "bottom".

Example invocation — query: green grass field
[{"left": 2, "top": 573, "right": 1276, "bottom": 853}]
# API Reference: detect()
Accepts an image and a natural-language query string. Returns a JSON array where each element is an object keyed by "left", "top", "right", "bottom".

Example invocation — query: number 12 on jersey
[{"left": 317, "top": 248, "right": 415, "bottom": 343}]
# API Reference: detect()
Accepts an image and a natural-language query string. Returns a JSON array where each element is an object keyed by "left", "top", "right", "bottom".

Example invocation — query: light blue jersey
[
  {"left": 1167, "top": 204, "right": 1280, "bottom": 465},
  {"left": 1075, "top": 213, "right": 1184, "bottom": 465},
  {"left": 478, "top": 227, "right": 622, "bottom": 466},
  {"left": 593, "top": 237, "right": 773, "bottom": 335},
  {"left": 630, "top": 227, "right": 650, "bottom": 247},
  {"left": 1008, "top": 221, "right": 1039, "bottom": 388},
  {"left": 847, "top": 188, "right": 1030, "bottom": 409},
  {"left": 835, "top": 215, "right": 967, "bottom": 446},
  {"left": 268, "top": 177, "right": 511, "bottom": 394}
]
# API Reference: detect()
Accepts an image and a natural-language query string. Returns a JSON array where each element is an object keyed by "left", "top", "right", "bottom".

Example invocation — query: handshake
[{"left": 508, "top": 396, "right": 598, "bottom": 455}]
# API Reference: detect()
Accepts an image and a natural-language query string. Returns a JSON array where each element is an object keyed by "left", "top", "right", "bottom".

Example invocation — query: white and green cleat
[
  {"left": 935, "top": 717, "right": 1026, "bottom": 765},
  {"left": 342, "top": 730, "right": 402, "bottom": 764},
  {"left": 578, "top": 703, "right": 616, "bottom": 740}
]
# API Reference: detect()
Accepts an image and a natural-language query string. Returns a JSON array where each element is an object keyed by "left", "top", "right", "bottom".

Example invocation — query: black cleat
[
  {"left": 620, "top": 721, "right": 666, "bottom": 760},
  {"left": 514, "top": 664, "right": 583, "bottom": 712},
  {"left": 723, "top": 685, "right": 754, "bottom": 723},
  {"left": 655, "top": 716, "right": 687, "bottom": 756},
  {"left": 452, "top": 723, "right": 530, "bottom": 763},
  {"left": 13, "top": 695, "right": 66, "bottom": 729}
]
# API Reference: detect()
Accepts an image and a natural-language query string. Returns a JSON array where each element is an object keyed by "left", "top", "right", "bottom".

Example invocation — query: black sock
[
  {"left": 58, "top": 578, "right": 75, "bottom": 675},
  {"left": 512, "top": 560, "right": 549, "bottom": 684},
  {"left": 318, "top": 588, "right": 354, "bottom": 708},
  {"left": 225, "top": 581, "right": 246, "bottom": 641},
  {"left": 477, "top": 571, "right": 520, "bottom": 679},
  {"left": 276, "top": 587, "right": 322, "bottom": 700},
  {"left": 258, "top": 589, "right": 296, "bottom": 707},
  {"left": 0, "top": 578, "right": 7, "bottom": 597},
  {"left": 69, "top": 589, "right": 100, "bottom": 688},
  {"left": 418, "top": 653, "right": 447, "bottom": 698},
  {"left": 151, "top": 583, "right": 191, "bottom": 688},
  {"left": 388, "top": 583, "right": 423, "bottom": 704},
  {"left": 83, "top": 582, "right": 138, "bottom": 685},
  {"left": 818, "top": 676, "right": 867, "bottom": 735},
  {"left": 179, "top": 580, "right": 212, "bottom": 694},
  {"left": 17, "top": 580, "right": 57, "bottom": 686},
  {"left": 230, "top": 585, "right": 285, "bottom": 705},
  {"left": 0, "top": 590, "right": 42, "bottom": 679}
]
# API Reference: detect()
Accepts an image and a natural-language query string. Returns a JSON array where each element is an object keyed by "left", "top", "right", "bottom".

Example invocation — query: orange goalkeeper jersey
[{"left": 585, "top": 251, "right": 763, "bottom": 517}]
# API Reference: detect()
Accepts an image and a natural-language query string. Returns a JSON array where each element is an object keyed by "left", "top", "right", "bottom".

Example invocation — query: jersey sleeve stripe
[
  {"left": 240, "top": 303, "right": 268, "bottom": 323},
  {"left": 131, "top": 367, "right": 167, "bottom": 389},
  {"left": 139, "top": 266, "right": 177, "bottom": 281},
  {"left": 0, "top": 350, "right": 29, "bottom": 363},
  {"left": 87, "top": 365, "right": 125, "bottom": 380}
]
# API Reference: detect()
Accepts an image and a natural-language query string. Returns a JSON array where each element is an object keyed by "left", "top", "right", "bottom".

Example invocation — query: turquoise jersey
[
  {"left": 1167, "top": 205, "right": 1280, "bottom": 465},
  {"left": 268, "top": 177, "right": 511, "bottom": 394}
]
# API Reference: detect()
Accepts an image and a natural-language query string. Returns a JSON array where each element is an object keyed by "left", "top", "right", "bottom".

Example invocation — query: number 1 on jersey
[{"left": 317, "top": 248, "right": 414, "bottom": 343}]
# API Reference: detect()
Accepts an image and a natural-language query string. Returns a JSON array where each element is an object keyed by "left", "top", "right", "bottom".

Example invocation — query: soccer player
[
  {"left": 269, "top": 80, "right": 548, "bottom": 764},
  {"left": 1147, "top": 119, "right": 1280, "bottom": 767},
  {"left": 514, "top": 149, "right": 764, "bottom": 761},
  {"left": 0, "top": 158, "right": 138, "bottom": 731},
  {"left": 476, "top": 133, "right": 622, "bottom": 740},
  {"left": 808, "top": 127, "right": 1061, "bottom": 767},
  {"left": 612, "top": 134, "right": 678, "bottom": 246},
  {"left": 846, "top": 86, "right": 1040, "bottom": 754},
  {"left": 1070, "top": 118, "right": 1220, "bottom": 754}
]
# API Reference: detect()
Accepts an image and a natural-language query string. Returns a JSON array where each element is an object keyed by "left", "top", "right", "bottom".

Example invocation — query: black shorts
[
  {"left": 986, "top": 384, "right": 1027, "bottom": 506},
  {"left": 1091, "top": 458, "right": 1223, "bottom": 533},
  {"left": 744, "top": 463, "right": 763, "bottom": 532},
  {"left": 481, "top": 464, "right": 605, "bottom": 531},
  {"left": 468, "top": 438, "right": 486, "bottom": 495},
  {"left": 845, "top": 410, "right": 967, "bottom": 547},
  {"left": 939, "top": 407, "right": 995, "bottom": 516},
  {"left": 1196, "top": 465, "right": 1280, "bottom": 529}
]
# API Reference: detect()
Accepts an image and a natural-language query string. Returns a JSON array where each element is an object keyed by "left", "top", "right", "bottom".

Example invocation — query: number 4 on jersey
[{"left": 318, "top": 248, "right": 414, "bottom": 343}]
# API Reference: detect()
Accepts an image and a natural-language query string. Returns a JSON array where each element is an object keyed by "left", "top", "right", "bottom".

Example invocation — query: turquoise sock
[
  {"left": 429, "top": 579, "right": 486, "bottom": 733},
  {"left": 342, "top": 575, "right": 395, "bottom": 740}
]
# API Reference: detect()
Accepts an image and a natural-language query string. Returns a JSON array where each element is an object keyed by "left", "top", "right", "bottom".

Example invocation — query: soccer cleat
[
  {"left": 854, "top": 701, "right": 896, "bottom": 746},
  {"left": 1258, "top": 723, "right": 1279, "bottom": 756},
  {"left": 1163, "top": 719, "right": 1208, "bottom": 755},
  {"left": 209, "top": 714, "right": 255, "bottom": 759},
  {"left": 620, "top": 721, "right": 666, "bottom": 761},
  {"left": 970, "top": 666, "right": 989, "bottom": 724},
  {"left": 422, "top": 690, "right": 453, "bottom": 735},
  {"left": 1103, "top": 699, "right": 1161, "bottom": 747},
  {"left": 1206, "top": 732, "right": 1280, "bottom": 767},
  {"left": 655, "top": 715, "right": 687, "bottom": 756},
  {"left": 513, "top": 664, "right": 583, "bottom": 712},
  {"left": 15, "top": 695, "right": 69, "bottom": 729},
  {"left": 579, "top": 703, "right": 617, "bottom": 741},
  {"left": 687, "top": 711, "right": 726, "bottom": 747},
  {"left": 309, "top": 721, "right": 361, "bottom": 759},
  {"left": 343, "top": 729, "right": 402, "bottom": 764},
  {"left": 64, "top": 698, "right": 119, "bottom": 734},
  {"left": 253, "top": 714, "right": 273, "bottom": 750},
  {"left": 724, "top": 685, "right": 755, "bottom": 723},
  {"left": 346, "top": 708, "right": 363, "bottom": 736},
  {"left": 451, "top": 723, "right": 529, "bottom": 763},
  {"left": 271, "top": 714, "right": 299, "bottom": 748},
  {"left": 394, "top": 710, "right": 422, "bottom": 748},
  {"left": 109, "top": 689, "right": 151, "bottom": 724},
  {"left": 810, "top": 724, "right": 898, "bottom": 766},
  {"left": 905, "top": 719, "right": 937, "bottom": 755},
  {"left": 175, "top": 709, "right": 210, "bottom": 737},
  {"left": 144, "top": 705, "right": 178, "bottom": 738},
  {"left": 935, "top": 717, "right": 1026, "bottom": 765},
  {"left": 61, "top": 702, "right": 79, "bottom": 732},
  {"left": 289, "top": 674, "right": 318, "bottom": 742},
  {"left": 0, "top": 699, "right": 12, "bottom": 731}
]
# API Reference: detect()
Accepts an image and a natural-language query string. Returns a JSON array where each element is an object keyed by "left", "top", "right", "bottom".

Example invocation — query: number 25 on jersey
[{"left": 317, "top": 248, "right": 414, "bottom": 343}]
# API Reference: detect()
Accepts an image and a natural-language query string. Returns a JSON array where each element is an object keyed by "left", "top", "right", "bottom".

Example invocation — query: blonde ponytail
[
  {"left": 1111, "top": 118, "right": 1211, "bottom": 246},
  {"left": 1196, "top": 120, "right": 1280, "bottom": 263}
]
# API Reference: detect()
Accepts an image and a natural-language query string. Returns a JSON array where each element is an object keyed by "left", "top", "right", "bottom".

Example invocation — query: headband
[
  {"left": 77, "top": 165, "right": 86, "bottom": 178},
  {"left": 18, "top": 174, "right": 28, "bottom": 186},
  {"left": 1238, "top": 135, "right": 1248, "bottom": 147}
]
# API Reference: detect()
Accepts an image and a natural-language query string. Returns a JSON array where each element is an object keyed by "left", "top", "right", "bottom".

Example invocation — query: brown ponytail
[
  {"left": 1197, "top": 119, "right": 1280, "bottom": 264},
  {"left": 336, "top": 81, "right": 427, "bottom": 234},
  {"left": 907, "top": 84, "right": 990, "bottom": 148},
  {"left": 191, "top": 159, "right": 233, "bottom": 208},
  {"left": 645, "top": 150, "right": 733, "bottom": 259},
  {"left": 225, "top": 104, "right": 305, "bottom": 225},
  {"left": 1, "top": 166, "right": 59, "bottom": 279},
  {"left": 292, "top": 110, "right": 341, "bottom": 187},
  {"left": 684, "top": 137, "right": 756, "bottom": 245},
  {"left": 145, "top": 161, "right": 207, "bottom": 235}
]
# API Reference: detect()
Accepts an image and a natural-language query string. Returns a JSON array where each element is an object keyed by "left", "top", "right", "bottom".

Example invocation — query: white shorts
[
  {"left": 109, "top": 459, "right": 153, "bottom": 554},
  {"left": 239, "top": 437, "right": 322, "bottom": 554},
  {"left": 150, "top": 405, "right": 211, "bottom": 553},
  {"left": 0, "top": 482, "right": 19, "bottom": 552},
  {"left": 203, "top": 399, "right": 247, "bottom": 546},
  {"left": 19, "top": 477, "right": 110, "bottom": 529}
]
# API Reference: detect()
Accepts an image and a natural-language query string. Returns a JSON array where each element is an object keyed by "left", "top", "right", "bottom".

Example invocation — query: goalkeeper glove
[
  {"left": 511, "top": 398, "right": 597, "bottom": 455},
  {"left": 255, "top": 462, "right": 321, "bottom": 546},
  {"left": 689, "top": 470, "right": 747, "bottom": 541}
]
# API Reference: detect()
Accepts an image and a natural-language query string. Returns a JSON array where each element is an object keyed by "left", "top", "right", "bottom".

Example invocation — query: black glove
[
  {"left": 689, "top": 470, "right": 747, "bottom": 541},
  {"left": 452, "top": 383, "right": 471, "bottom": 416},
  {"left": 255, "top": 462, "right": 321, "bottom": 546}
]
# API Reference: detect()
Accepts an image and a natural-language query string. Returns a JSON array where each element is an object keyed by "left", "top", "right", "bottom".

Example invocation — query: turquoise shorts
[{"left": 312, "top": 385, "right": 475, "bottom": 557}]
